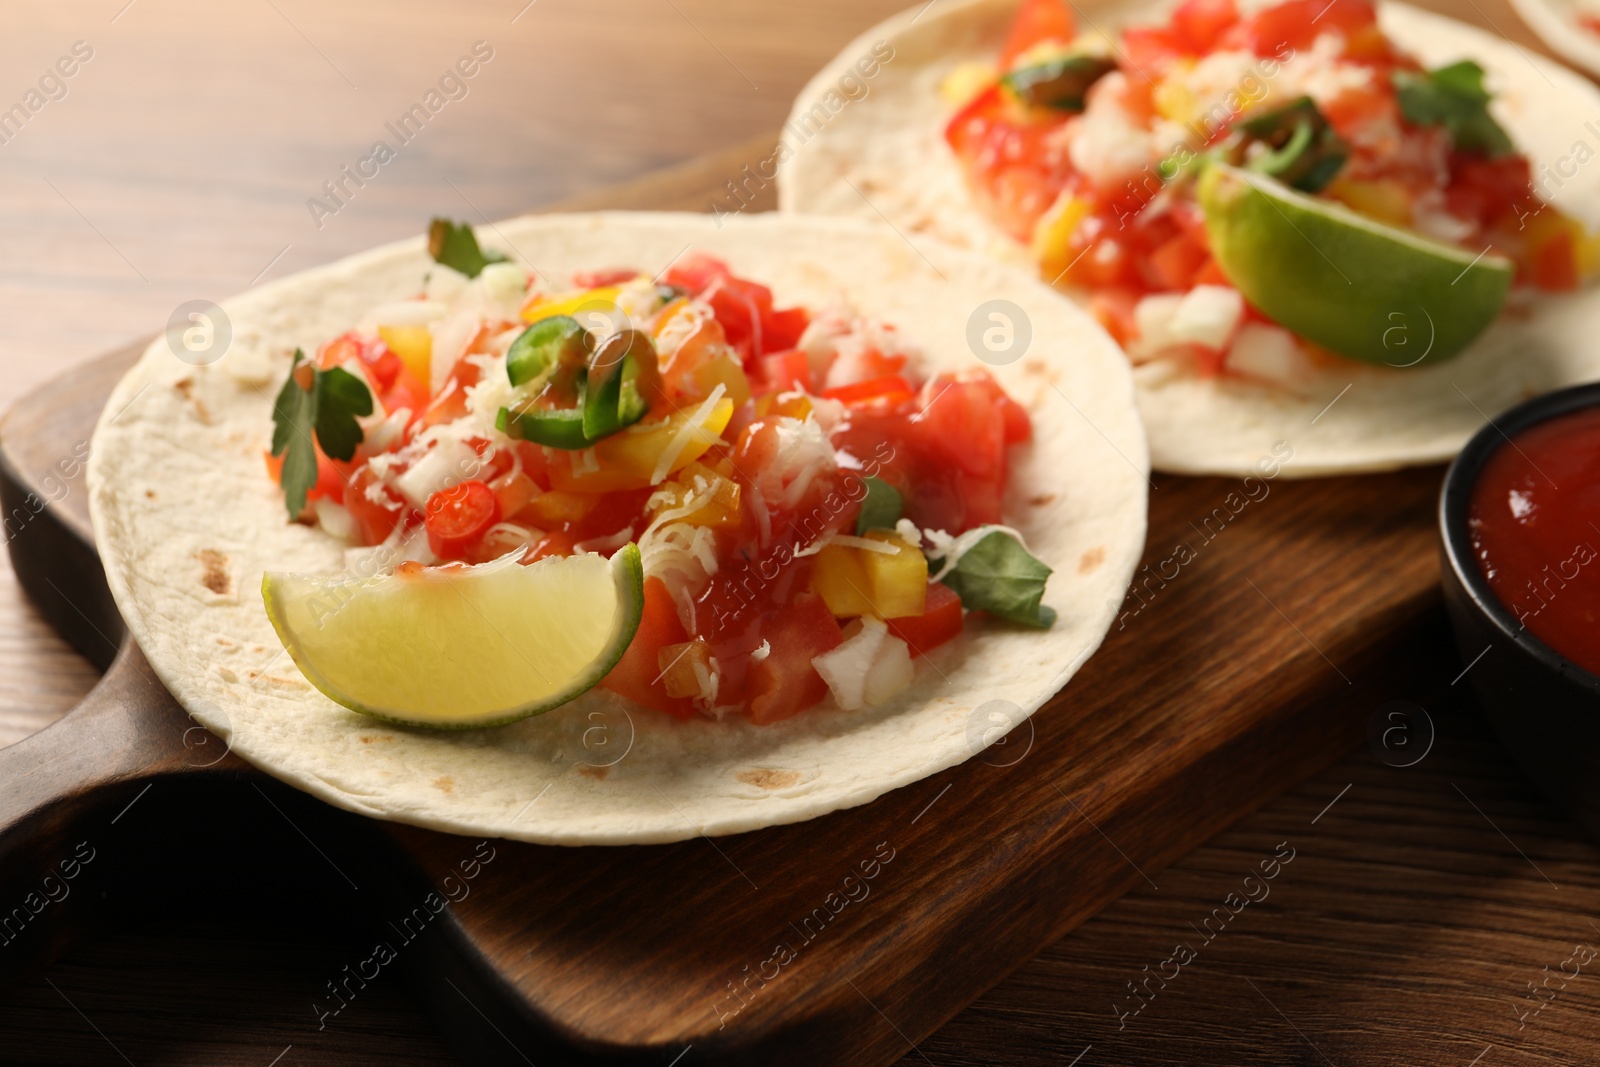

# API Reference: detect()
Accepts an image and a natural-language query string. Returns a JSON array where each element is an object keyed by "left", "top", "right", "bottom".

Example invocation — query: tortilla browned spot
[
  {"left": 738, "top": 768, "right": 802, "bottom": 790},
  {"left": 197, "top": 549, "right": 232, "bottom": 595},
  {"left": 432, "top": 776, "right": 455, "bottom": 794},
  {"left": 1078, "top": 547, "right": 1106, "bottom": 574}
]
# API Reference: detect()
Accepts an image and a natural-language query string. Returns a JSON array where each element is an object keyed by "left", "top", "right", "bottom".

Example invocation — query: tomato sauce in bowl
[
  {"left": 1468, "top": 407, "right": 1600, "bottom": 675},
  {"left": 1440, "top": 382, "right": 1600, "bottom": 845}
]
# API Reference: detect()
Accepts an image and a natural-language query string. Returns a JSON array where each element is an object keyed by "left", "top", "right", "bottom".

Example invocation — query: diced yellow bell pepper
[
  {"left": 651, "top": 461, "right": 742, "bottom": 528},
  {"left": 1325, "top": 178, "right": 1412, "bottom": 227},
  {"left": 693, "top": 351, "right": 752, "bottom": 409},
  {"left": 1152, "top": 65, "right": 1197, "bottom": 122},
  {"left": 1032, "top": 193, "right": 1091, "bottom": 286},
  {"left": 520, "top": 285, "right": 625, "bottom": 325},
  {"left": 521, "top": 490, "right": 598, "bottom": 527},
  {"left": 549, "top": 398, "right": 735, "bottom": 493},
  {"left": 812, "top": 531, "right": 927, "bottom": 620},
  {"left": 754, "top": 391, "right": 813, "bottom": 421},
  {"left": 377, "top": 324, "right": 432, "bottom": 385},
  {"left": 939, "top": 61, "right": 999, "bottom": 108}
]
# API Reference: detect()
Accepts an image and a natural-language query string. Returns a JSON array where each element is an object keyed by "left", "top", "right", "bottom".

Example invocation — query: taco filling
[
  {"left": 264, "top": 220, "right": 1052, "bottom": 728},
  {"left": 943, "top": 0, "right": 1595, "bottom": 383}
]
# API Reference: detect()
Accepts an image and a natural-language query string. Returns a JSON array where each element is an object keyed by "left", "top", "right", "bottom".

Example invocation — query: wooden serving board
[{"left": 0, "top": 145, "right": 1454, "bottom": 1065}]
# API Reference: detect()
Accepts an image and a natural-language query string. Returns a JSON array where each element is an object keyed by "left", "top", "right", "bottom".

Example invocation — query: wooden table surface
[{"left": 2, "top": 1, "right": 1598, "bottom": 1064}]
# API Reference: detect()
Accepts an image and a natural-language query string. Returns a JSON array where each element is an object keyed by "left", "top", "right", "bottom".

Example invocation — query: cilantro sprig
[
  {"left": 427, "top": 218, "right": 508, "bottom": 278},
  {"left": 270, "top": 349, "right": 373, "bottom": 518},
  {"left": 1392, "top": 61, "right": 1512, "bottom": 157}
]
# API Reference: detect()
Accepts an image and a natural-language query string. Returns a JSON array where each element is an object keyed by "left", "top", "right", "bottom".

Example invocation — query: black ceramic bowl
[{"left": 1440, "top": 382, "right": 1600, "bottom": 842}]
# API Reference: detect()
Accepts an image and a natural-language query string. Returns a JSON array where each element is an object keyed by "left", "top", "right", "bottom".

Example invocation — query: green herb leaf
[
  {"left": 315, "top": 366, "right": 374, "bottom": 461},
  {"left": 1392, "top": 61, "right": 1512, "bottom": 157},
  {"left": 269, "top": 349, "right": 374, "bottom": 519},
  {"left": 271, "top": 351, "right": 319, "bottom": 519},
  {"left": 855, "top": 476, "right": 903, "bottom": 535},
  {"left": 939, "top": 529, "right": 1056, "bottom": 628},
  {"left": 427, "top": 218, "right": 508, "bottom": 279},
  {"left": 1237, "top": 96, "right": 1348, "bottom": 193}
]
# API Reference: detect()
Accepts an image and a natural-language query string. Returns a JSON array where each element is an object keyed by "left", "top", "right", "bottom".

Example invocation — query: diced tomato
[
  {"left": 766, "top": 306, "right": 810, "bottom": 352},
  {"left": 1147, "top": 231, "right": 1211, "bottom": 291},
  {"left": 887, "top": 583, "right": 965, "bottom": 657},
  {"left": 382, "top": 367, "right": 430, "bottom": 427},
  {"left": 661, "top": 253, "right": 732, "bottom": 296},
  {"left": 525, "top": 529, "right": 577, "bottom": 562},
  {"left": 745, "top": 594, "right": 844, "bottom": 725},
  {"left": 1171, "top": 0, "right": 1239, "bottom": 52},
  {"left": 1090, "top": 287, "right": 1141, "bottom": 346},
  {"left": 823, "top": 375, "right": 916, "bottom": 407},
  {"left": 1193, "top": 344, "right": 1229, "bottom": 377},
  {"left": 1530, "top": 228, "right": 1580, "bottom": 291},
  {"left": 945, "top": 84, "right": 1074, "bottom": 242},
  {"left": 602, "top": 577, "right": 698, "bottom": 719},
  {"left": 706, "top": 277, "right": 775, "bottom": 359},
  {"left": 317, "top": 333, "right": 362, "bottom": 370},
  {"left": 917, "top": 374, "right": 1011, "bottom": 478},
  {"left": 424, "top": 480, "right": 500, "bottom": 559},
  {"left": 1193, "top": 258, "right": 1230, "bottom": 286},
  {"left": 760, "top": 349, "right": 812, "bottom": 393},
  {"left": 1244, "top": 0, "right": 1375, "bottom": 57},
  {"left": 345, "top": 465, "right": 404, "bottom": 544},
  {"left": 421, "top": 359, "right": 481, "bottom": 429},
  {"left": 1000, "top": 0, "right": 1077, "bottom": 68},
  {"left": 573, "top": 268, "right": 641, "bottom": 288},
  {"left": 1120, "top": 25, "right": 1187, "bottom": 72}
]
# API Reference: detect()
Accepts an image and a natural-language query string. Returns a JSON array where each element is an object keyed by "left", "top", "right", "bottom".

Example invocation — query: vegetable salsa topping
[
  {"left": 267, "top": 220, "right": 1051, "bottom": 726},
  {"left": 944, "top": 0, "right": 1597, "bottom": 384}
]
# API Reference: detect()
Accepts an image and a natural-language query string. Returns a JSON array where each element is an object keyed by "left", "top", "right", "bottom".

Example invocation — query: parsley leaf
[
  {"left": 269, "top": 349, "right": 373, "bottom": 518},
  {"left": 1392, "top": 61, "right": 1512, "bottom": 157},
  {"left": 939, "top": 529, "right": 1056, "bottom": 629},
  {"left": 1237, "top": 96, "right": 1348, "bottom": 193},
  {"left": 427, "top": 218, "right": 508, "bottom": 279},
  {"left": 314, "top": 366, "right": 373, "bottom": 461},
  {"left": 855, "top": 476, "right": 903, "bottom": 535}
]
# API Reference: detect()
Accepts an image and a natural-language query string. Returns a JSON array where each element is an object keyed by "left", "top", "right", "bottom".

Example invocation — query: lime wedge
[
  {"left": 263, "top": 545, "right": 644, "bottom": 729},
  {"left": 1198, "top": 162, "right": 1514, "bottom": 367}
]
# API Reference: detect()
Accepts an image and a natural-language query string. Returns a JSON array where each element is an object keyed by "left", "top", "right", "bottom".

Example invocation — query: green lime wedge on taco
[
  {"left": 263, "top": 545, "right": 644, "bottom": 730},
  {"left": 1198, "top": 162, "right": 1514, "bottom": 367}
]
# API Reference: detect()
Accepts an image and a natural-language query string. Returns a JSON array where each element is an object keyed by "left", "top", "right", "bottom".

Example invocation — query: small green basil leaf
[
  {"left": 939, "top": 529, "right": 1055, "bottom": 628},
  {"left": 855, "top": 476, "right": 904, "bottom": 536}
]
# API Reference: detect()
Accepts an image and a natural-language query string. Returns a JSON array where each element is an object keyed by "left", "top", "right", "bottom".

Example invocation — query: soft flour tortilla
[
  {"left": 779, "top": 0, "right": 1600, "bottom": 476},
  {"left": 88, "top": 212, "right": 1148, "bottom": 846},
  {"left": 1505, "top": 0, "right": 1600, "bottom": 84}
]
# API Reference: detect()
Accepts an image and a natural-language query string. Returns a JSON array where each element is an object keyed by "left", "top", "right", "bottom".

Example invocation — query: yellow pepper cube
[
  {"left": 813, "top": 532, "right": 927, "bottom": 620},
  {"left": 812, "top": 543, "right": 876, "bottom": 618},
  {"left": 861, "top": 532, "right": 927, "bottom": 619}
]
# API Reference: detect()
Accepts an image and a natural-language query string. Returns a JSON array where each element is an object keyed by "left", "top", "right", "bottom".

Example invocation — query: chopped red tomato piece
[
  {"left": 661, "top": 252, "right": 732, "bottom": 295},
  {"left": 745, "top": 594, "right": 844, "bottom": 725},
  {"left": 1170, "top": 0, "right": 1239, "bottom": 52},
  {"left": 1243, "top": 0, "right": 1374, "bottom": 57},
  {"left": 823, "top": 375, "right": 916, "bottom": 407},
  {"left": 761, "top": 349, "right": 812, "bottom": 393},
  {"left": 573, "top": 267, "right": 642, "bottom": 288},
  {"left": 999, "top": 0, "right": 1077, "bottom": 67},
  {"left": 346, "top": 465, "right": 405, "bottom": 544},
  {"left": 887, "top": 583, "right": 965, "bottom": 657},
  {"left": 601, "top": 577, "right": 697, "bottom": 719},
  {"left": 1531, "top": 228, "right": 1580, "bottom": 292},
  {"left": 424, "top": 480, "right": 499, "bottom": 560}
]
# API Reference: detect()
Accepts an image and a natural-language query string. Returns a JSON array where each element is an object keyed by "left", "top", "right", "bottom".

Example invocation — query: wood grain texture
[{"left": 1, "top": 0, "right": 1599, "bottom": 1063}]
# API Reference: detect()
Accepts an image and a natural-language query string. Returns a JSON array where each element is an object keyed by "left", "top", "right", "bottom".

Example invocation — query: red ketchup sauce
[{"left": 1468, "top": 407, "right": 1600, "bottom": 674}]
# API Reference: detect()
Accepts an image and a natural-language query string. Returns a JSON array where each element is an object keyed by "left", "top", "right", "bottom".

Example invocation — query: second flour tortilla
[{"left": 779, "top": 0, "right": 1600, "bottom": 476}]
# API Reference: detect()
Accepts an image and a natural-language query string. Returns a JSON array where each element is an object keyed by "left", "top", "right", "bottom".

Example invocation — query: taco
[
  {"left": 779, "top": 0, "right": 1600, "bottom": 475},
  {"left": 87, "top": 212, "right": 1147, "bottom": 845}
]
